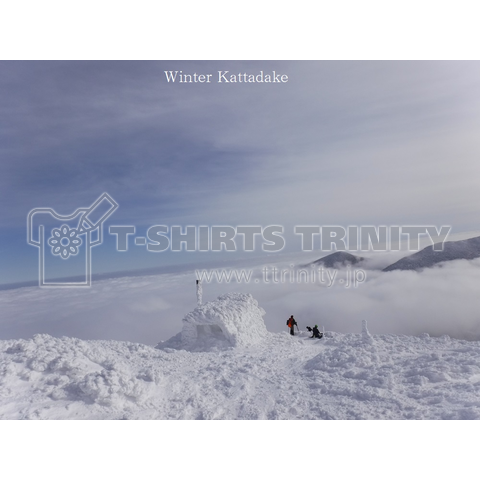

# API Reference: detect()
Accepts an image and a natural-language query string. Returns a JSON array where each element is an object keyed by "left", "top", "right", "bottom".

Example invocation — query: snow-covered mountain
[
  {"left": 383, "top": 235, "right": 480, "bottom": 272},
  {"left": 306, "top": 251, "right": 364, "bottom": 269}
]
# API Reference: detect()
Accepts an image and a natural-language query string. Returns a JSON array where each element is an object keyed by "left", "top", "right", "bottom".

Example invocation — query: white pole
[
  {"left": 196, "top": 280, "right": 203, "bottom": 307},
  {"left": 362, "top": 320, "right": 369, "bottom": 335}
]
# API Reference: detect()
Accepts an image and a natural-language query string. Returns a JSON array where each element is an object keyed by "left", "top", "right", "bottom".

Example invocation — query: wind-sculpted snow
[
  {"left": 160, "top": 293, "right": 268, "bottom": 351},
  {"left": 2, "top": 330, "right": 480, "bottom": 419}
]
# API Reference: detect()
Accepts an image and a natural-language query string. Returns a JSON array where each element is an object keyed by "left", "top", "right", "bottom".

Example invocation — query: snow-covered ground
[
  {"left": 3, "top": 259, "right": 480, "bottom": 420},
  {"left": 2, "top": 319, "right": 480, "bottom": 419}
]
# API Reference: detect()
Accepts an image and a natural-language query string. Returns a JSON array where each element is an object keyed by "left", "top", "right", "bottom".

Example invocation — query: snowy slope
[
  {"left": 383, "top": 235, "right": 480, "bottom": 271},
  {"left": 2, "top": 328, "right": 480, "bottom": 419}
]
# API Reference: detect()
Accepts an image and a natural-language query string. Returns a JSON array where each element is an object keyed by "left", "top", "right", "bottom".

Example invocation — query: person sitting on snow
[
  {"left": 306, "top": 325, "right": 323, "bottom": 339},
  {"left": 312, "top": 325, "right": 322, "bottom": 339}
]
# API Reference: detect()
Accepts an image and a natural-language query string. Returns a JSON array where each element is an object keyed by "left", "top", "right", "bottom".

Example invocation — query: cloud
[
  {"left": 3, "top": 61, "right": 480, "bottom": 226},
  {"left": 254, "top": 258, "right": 480, "bottom": 340},
  {"left": 3, "top": 61, "right": 480, "bottom": 284},
  {"left": 3, "top": 256, "right": 480, "bottom": 344}
]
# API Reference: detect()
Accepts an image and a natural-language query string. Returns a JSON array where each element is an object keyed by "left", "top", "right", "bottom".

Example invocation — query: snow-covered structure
[{"left": 160, "top": 293, "right": 268, "bottom": 351}]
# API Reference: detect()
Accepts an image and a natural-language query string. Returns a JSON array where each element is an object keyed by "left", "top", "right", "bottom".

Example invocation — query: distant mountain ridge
[
  {"left": 306, "top": 251, "right": 364, "bottom": 269},
  {"left": 383, "top": 235, "right": 480, "bottom": 272}
]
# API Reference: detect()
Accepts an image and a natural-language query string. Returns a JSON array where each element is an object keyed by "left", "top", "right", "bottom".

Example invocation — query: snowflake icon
[{"left": 48, "top": 224, "right": 82, "bottom": 259}]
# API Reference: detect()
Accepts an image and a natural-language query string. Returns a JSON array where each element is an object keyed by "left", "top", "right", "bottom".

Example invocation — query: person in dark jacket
[
  {"left": 286, "top": 315, "right": 297, "bottom": 335},
  {"left": 306, "top": 325, "right": 323, "bottom": 339},
  {"left": 312, "top": 325, "right": 322, "bottom": 339}
]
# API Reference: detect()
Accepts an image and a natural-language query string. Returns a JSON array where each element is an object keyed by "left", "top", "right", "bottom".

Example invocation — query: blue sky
[{"left": 2, "top": 61, "right": 480, "bottom": 284}]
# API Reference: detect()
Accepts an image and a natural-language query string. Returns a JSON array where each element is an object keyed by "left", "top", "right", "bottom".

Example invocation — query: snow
[
  {"left": 3, "top": 266, "right": 480, "bottom": 421},
  {"left": 162, "top": 292, "right": 267, "bottom": 351},
  {"left": 2, "top": 312, "right": 480, "bottom": 419}
]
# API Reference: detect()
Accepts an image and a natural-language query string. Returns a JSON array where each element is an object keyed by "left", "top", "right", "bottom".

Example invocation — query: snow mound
[
  {"left": 0, "top": 334, "right": 168, "bottom": 419},
  {"left": 160, "top": 293, "right": 268, "bottom": 352}
]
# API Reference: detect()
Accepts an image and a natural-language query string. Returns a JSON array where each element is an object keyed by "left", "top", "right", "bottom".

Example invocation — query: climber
[{"left": 286, "top": 315, "right": 298, "bottom": 336}]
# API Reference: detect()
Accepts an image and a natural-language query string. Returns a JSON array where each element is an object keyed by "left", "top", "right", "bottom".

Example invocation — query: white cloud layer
[{"left": 2, "top": 256, "right": 480, "bottom": 344}]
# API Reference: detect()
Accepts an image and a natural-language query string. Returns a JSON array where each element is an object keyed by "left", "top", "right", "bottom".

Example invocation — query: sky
[{"left": 2, "top": 61, "right": 480, "bottom": 284}]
